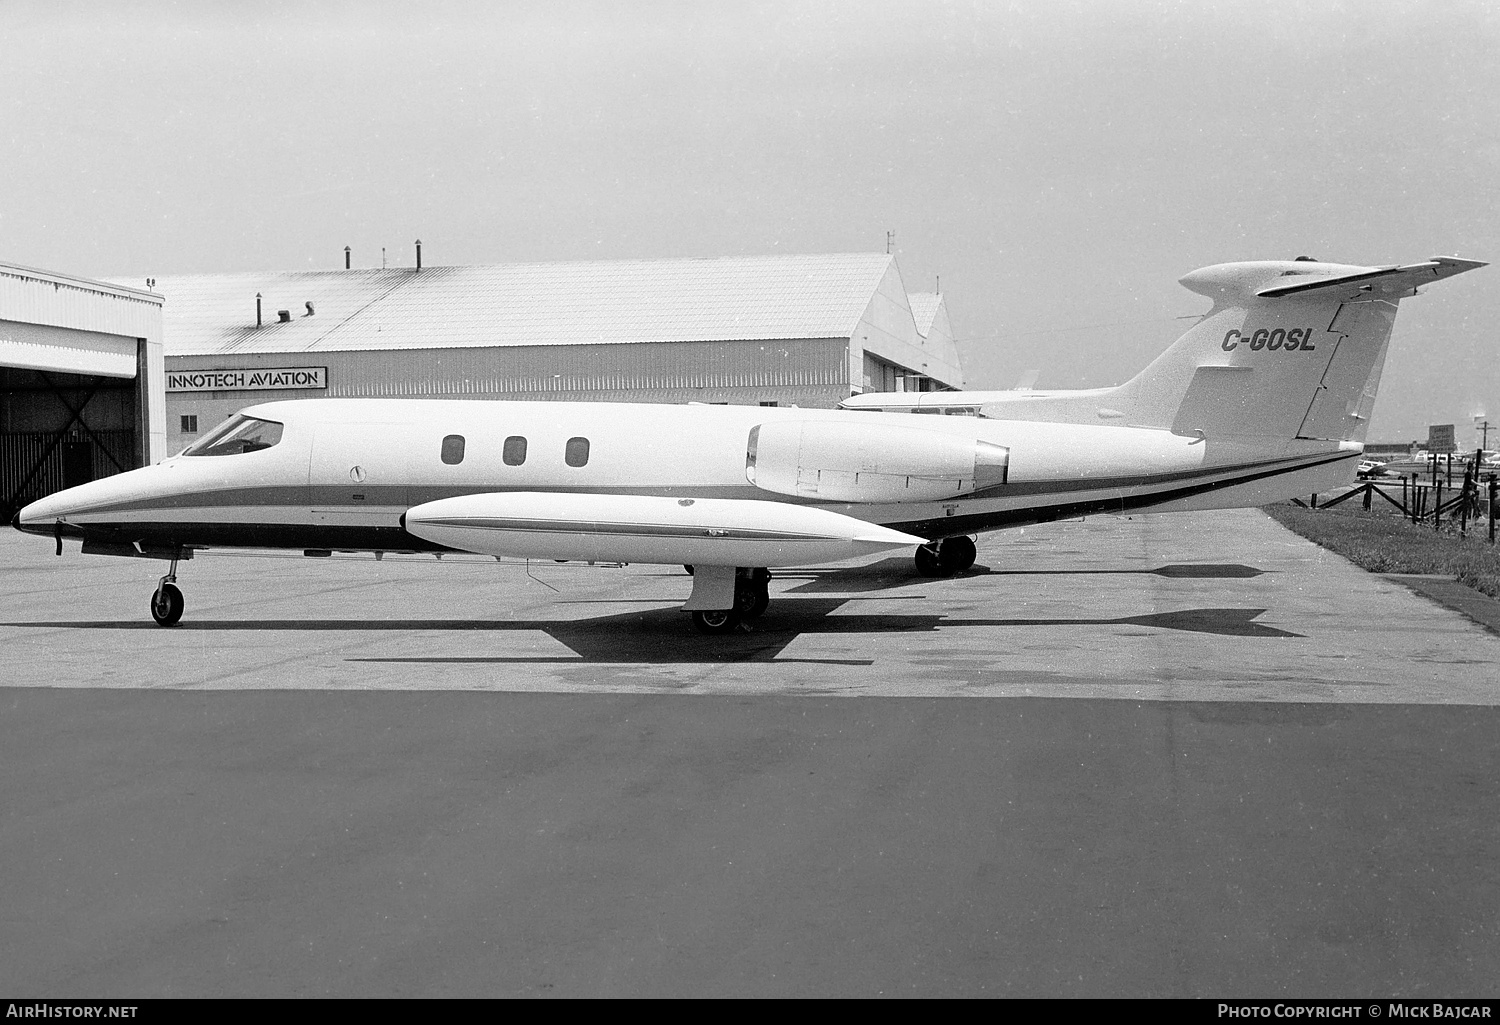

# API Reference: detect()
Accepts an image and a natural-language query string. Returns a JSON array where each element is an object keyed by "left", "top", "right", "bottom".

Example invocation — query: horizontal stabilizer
[{"left": 1256, "top": 256, "right": 1486, "bottom": 300}]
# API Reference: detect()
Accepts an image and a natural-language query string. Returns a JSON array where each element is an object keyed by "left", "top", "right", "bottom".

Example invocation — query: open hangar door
[{"left": 0, "top": 264, "right": 164, "bottom": 521}]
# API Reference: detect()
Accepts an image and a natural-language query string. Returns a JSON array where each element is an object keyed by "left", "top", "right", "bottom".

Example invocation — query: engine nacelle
[{"left": 746, "top": 421, "right": 1008, "bottom": 503}]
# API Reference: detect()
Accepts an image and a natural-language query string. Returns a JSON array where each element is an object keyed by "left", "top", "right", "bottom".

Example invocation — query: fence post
[
  {"left": 1435, "top": 481, "right": 1443, "bottom": 531},
  {"left": 1363, "top": 483, "right": 1372, "bottom": 512},
  {"left": 1310, "top": 493, "right": 1317, "bottom": 509},
  {"left": 1404, "top": 475, "right": 1410, "bottom": 521},
  {"left": 1486, "top": 475, "right": 1497, "bottom": 542}
]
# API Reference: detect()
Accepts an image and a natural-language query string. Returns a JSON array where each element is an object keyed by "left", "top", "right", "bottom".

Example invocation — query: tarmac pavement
[{"left": 2, "top": 509, "right": 1498, "bottom": 996}]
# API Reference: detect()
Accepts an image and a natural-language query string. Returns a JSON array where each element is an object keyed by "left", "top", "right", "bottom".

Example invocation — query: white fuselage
[{"left": 16, "top": 397, "right": 1358, "bottom": 566}]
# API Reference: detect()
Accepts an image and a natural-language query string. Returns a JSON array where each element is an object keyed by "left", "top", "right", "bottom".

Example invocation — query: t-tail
[
  {"left": 984, "top": 256, "right": 1485, "bottom": 450},
  {"left": 965, "top": 255, "right": 1486, "bottom": 509},
  {"left": 1116, "top": 256, "right": 1485, "bottom": 445}
]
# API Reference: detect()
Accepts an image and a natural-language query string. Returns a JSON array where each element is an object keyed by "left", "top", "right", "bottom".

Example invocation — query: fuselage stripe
[{"left": 425, "top": 516, "right": 840, "bottom": 542}]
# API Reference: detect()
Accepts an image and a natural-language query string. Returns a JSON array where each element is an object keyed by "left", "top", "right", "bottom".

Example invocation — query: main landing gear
[
  {"left": 150, "top": 554, "right": 185, "bottom": 627},
  {"left": 689, "top": 567, "right": 771, "bottom": 635},
  {"left": 914, "top": 536, "right": 977, "bottom": 577}
]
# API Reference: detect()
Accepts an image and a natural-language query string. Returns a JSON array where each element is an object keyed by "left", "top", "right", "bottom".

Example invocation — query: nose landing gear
[{"left": 150, "top": 553, "right": 185, "bottom": 626}]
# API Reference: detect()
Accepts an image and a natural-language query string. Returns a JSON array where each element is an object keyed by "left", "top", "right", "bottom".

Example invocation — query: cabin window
[
  {"left": 441, "top": 435, "right": 465, "bottom": 465},
  {"left": 180, "top": 415, "right": 199, "bottom": 433},
  {"left": 565, "top": 437, "right": 590, "bottom": 467},
  {"left": 503, "top": 436, "right": 527, "bottom": 466},
  {"left": 182, "top": 414, "right": 284, "bottom": 457}
]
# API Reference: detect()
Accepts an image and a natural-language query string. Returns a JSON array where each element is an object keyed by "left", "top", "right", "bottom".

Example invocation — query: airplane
[{"left": 12, "top": 254, "right": 1485, "bottom": 635}]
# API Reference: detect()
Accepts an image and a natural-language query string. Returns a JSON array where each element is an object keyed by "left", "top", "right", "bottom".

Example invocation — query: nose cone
[
  {"left": 13, "top": 494, "right": 58, "bottom": 536},
  {"left": 12, "top": 464, "right": 167, "bottom": 538}
]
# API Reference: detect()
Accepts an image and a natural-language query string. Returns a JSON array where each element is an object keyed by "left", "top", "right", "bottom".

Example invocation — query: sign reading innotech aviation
[{"left": 167, "top": 367, "right": 328, "bottom": 392}]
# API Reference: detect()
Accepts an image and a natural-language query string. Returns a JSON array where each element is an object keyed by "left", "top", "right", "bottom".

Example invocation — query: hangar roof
[
  {"left": 906, "top": 293, "right": 942, "bottom": 337},
  {"left": 135, "top": 253, "right": 901, "bottom": 356}
]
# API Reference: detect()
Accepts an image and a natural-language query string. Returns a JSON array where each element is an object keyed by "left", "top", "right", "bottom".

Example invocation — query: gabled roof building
[{"left": 139, "top": 253, "right": 964, "bottom": 452}]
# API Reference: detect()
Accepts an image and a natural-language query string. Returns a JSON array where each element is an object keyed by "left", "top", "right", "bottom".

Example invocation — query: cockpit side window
[{"left": 182, "top": 414, "right": 285, "bottom": 456}]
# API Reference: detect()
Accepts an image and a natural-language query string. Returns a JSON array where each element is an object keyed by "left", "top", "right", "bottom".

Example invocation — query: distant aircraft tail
[{"left": 1111, "top": 257, "right": 1485, "bottom": 445}]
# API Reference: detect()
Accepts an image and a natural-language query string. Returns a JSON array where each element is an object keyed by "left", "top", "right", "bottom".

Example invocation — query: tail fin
[{"left": 1114, "top": 257, "right": 1485, "bottom": 444}]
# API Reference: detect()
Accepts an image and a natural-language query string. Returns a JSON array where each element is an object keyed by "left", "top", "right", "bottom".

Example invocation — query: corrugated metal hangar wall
[
  {"left": 0, "top": 263, "right": 165, "bottom": 519},
  {"left": 143, "top": 253, "right": 965, "bottom": 455}
]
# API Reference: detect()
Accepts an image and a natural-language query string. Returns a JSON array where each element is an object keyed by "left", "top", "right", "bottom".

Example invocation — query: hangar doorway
[
  {"left": 1, "top": 367, "right": 139, "bottom": 519},
  {"left": 0, "top": 262, "right": 165, "bottom": 522}
]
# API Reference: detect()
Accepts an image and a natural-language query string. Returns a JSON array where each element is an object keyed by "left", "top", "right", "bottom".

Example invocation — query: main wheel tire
[
  {"left": 691, "top": 608, "right": 741, "bottom": 635},
  {"left": 735, "top": 569, "right": 772, "bottom": 620},
  {"left": 150, "top": 582, "right": 184, "bottom": 627},
  {"left": 939, "top": 536, "right": 977, "bottom": 573},
  {"left": 738, "top": 585, "right": 770, "bottom": 620},
  {"left": 914, "top": 542, "right": 946, "bottom": 577}
]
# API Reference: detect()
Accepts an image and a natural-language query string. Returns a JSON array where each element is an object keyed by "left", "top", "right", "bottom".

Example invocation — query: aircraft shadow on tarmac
[
  {"left": 776, "top": 558, "right": 1265, "bottom": 595},
  {"left": 354, "top": 600, "right": 1302, "bottom": 663},
  {"left": 5, "top": 597, "right": 1300, "bottom": 664}
]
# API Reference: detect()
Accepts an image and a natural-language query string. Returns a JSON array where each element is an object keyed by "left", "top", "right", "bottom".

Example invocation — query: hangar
[
  {"left": 145, "top": 253, "right": 964, "bottom": 454},
  {"left": 0, "top": 262, "right": 165, "bottom": 520}
]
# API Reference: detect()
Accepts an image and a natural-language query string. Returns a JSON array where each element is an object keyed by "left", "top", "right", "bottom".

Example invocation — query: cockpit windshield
[{"left": 182, "top": 415, "right": 285, "bottom": 457}]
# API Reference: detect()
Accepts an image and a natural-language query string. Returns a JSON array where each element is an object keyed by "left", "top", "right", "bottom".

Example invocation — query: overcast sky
[{"left": 3, "top": 0, "right": 1496, "bottom": 442}]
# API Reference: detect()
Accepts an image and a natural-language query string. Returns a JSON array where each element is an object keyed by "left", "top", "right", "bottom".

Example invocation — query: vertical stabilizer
[{"left": 1111, "top": 257, "right": 1484, "bottom": 445}]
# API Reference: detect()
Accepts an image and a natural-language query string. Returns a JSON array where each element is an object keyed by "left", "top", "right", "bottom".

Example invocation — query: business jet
[{"left": 13, "top": 255, "right": 1484, "bottom": 634}]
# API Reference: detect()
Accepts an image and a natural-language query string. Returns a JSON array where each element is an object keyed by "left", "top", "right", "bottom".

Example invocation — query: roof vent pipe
[
  {"left": 256, "top": 292, "right": 262, "bottom": 328},
  {"left": 344, "top": 246, "right": 351, "bottom": 270},
  {"left": 415, "top": 239, "right": 422, "bottom": 271}
]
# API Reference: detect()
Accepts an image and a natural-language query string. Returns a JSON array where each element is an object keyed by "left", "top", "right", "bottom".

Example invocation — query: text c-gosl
[{"left": 1221, "top": 328, "right": 1316, "bottom": 352}]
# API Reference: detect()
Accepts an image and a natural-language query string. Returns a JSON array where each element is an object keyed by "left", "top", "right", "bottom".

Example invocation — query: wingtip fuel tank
[{"left": 403, "top": 491, "right": 928, "bottom": 567}]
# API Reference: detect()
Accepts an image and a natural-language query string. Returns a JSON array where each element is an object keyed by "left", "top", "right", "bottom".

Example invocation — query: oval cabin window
[
  {"left": 441, "top": 435, "right": 465, "bottom": 465},
  {"left": 503, "top": 436, "right": 527, "bottom": 466},
  {"left": 565, "top": 437, "right": 590, "bottom": 467}
]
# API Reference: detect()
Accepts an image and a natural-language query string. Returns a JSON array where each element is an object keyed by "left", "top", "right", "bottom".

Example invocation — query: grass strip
[{"left": 1264, "top": 502, "right": 1500, "bottom": 600}]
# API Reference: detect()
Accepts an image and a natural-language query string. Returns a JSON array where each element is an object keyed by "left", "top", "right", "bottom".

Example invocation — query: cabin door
[{"left": 309, "top": 422, "right": 411, "bottom": 528}]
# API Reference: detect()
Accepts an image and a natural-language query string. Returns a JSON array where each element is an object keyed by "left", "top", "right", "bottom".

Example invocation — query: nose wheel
[
  {"left": 149, "top": 554, "right": 185, "bottom": 626},
  {"left": 150, "top": 582, "right": 184, "bottom": 626}
]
